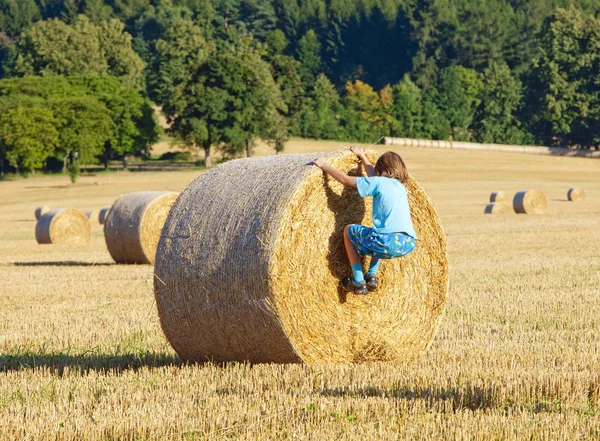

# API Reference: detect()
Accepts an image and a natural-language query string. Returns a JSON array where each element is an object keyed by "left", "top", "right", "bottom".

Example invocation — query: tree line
[{"left": 1, "top": 0, "right": 599, "bottom": 176}]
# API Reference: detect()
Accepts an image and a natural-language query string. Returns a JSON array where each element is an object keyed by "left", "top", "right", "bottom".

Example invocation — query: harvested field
[{"left": 0, "top": 139, "right": 599, "bottom": 440}]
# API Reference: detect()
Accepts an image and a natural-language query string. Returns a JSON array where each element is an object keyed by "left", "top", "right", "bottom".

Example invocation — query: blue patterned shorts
[{"left": 347, "top": 224, "right": 417, "bottom": 259}]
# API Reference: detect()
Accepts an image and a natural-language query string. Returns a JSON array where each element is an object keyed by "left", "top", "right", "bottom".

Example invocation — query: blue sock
[
  {"left": 351, "top": 263, "right": 364, "bottom": 284},
  {"left": 366, "top": 259, "right": 380, "bottom": 275}
]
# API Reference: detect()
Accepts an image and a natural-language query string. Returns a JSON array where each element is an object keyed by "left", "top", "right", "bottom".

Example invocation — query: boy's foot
[
  {"left": 341, "top": 277, "right": 368, "bottom": 295},
  {"left": 365, "top": 273, "right": 377, "bottom": 291}
]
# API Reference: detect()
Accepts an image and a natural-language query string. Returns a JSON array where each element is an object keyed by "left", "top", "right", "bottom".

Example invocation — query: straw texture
[
  {"left": 513, "top": 189, "right": 548, "bottom": 214},
  {"left": 104, "top": 192, "right": 178, "bottom": 264},
  {"left": 35, "top": 208, "right": 91, "bottom": 244},
  {"left": 567, "top": 187, "right": 585, "bottom": 201},
  {"left": 490, "top": 191, "right": 508, "bottom": 203},
  {"left": 34, "top": 205, "right": 50, "bottom": 220},
  {"left": 154, "top": 150, "right": 449, "bottom": 365},
  {"left": 484, "top": 202, "right": 511, "bottom": 214},
  {"left": 98, "top": 207, "right": 111, "bottom": 225}
]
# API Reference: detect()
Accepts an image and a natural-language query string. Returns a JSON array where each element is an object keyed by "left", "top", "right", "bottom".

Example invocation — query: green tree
[
  {"left": 0, "top": 104, "right": 58, "bottom": 174},
  {"left": 297, "top": 73, "right": 343, "bottom": 139},
  {"left": 147, "top": 16, "right": 213, "bottom": 108},
  {"left": 15, "top": 15, "right": 144, "bottom": 88},
  {"left": 341, "top": 80, "right": 387, "bottom": 142},
  {"left": 168, "top": 35, "right": 287, "bottom": 166},
  {"left": 51, "top": 96, "right": 114, "bottom": 181},
  {"left": 475, "top": 62, "right": 526, "bottom": 144},
  {"left": 390, "top": 75, "right": 423, "bottom": 138},
  {"left": 297, "top": 29, "right": 322, "bottom": 87},
  {"left": 435, "top": 65, "right": 483, "bottom": 140},
  {"left": 0, "top": 0, "right": 40, "bottom": 37},
  {"left": 529, "top": 6, "right": 600, "bottom": 147}
]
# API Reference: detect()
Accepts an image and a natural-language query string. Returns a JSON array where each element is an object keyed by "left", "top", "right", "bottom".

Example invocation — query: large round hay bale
[
  {"left": 490, "top": 191, "right": 508, "bottom": 203},
  {"left": 567, "top": 187, "right": 585, "bottom": 201},
  {"left": 513, "top": 189, "right": 547, "bottom": 214},
  {"left": 104, "top": 191, "right": 178, "bottom": 264},
  {"left": 98, "top": 207, "right": 111, "bottom": 225},
  {"left": 35, "top": 209, "right": 91, "bottom": 244},
  {"left": 484, "top": 202, "right": 511, "bottom": 214},
  {"left": 154, "top": 150, "right": 449, "bottom": 365},
  {"left": 34, "top": 205, "right": 50, "bottom": 220}
]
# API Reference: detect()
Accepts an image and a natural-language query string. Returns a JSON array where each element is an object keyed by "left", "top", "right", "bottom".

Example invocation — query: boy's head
[{"left": 375, "top": 151, "right": 408, "bottom": 183}]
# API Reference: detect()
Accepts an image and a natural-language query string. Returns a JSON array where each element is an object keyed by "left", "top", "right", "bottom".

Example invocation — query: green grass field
[{"left": 0, "top": 140, "right": 599, "bottom": 440}]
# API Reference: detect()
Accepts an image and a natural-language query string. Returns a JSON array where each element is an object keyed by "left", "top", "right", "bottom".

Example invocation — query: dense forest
[{"left": 1, "top": 0, "right": 600, "bottom": 175}]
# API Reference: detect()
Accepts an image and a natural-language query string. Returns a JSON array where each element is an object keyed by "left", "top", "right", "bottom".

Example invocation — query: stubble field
[{"left": 0, "top": 140, "right": 599, "bottom": 440}]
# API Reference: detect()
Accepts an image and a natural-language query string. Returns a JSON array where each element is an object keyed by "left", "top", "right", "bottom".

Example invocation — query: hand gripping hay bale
[
  {"left": 154, "top": 150, "right": 449, "bottom": 364},
  {"left": 489, "top": 191, "right": 508, "bottom": 203},
  {"left": 513, "top": 189, "right": 548, "bottom": 214},
  {"left": 34, "top": 205, "right": 50, "bottom": 220},
  {"left": 35, "top": 208, "right": 91, "bottom": 244},
  {"left": 104, "top": 192, "right": 178, "bottom": 264},
  {"left": 567, "top": 187, "right": 585, "bottom": 201},
  {"left": 484, "top": 202, "right": 511, "bottom": 214},
  {"left": 98, "top": 207, "right": 111, "bottom": 225}
]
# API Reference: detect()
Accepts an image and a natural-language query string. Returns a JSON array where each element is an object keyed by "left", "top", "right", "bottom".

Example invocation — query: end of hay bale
[
  {"left": 86, "top": 209, "right": 101, "bottom": 225},
  {"left": 567, "top": 187, "right": 585, "bottom": 201},
  {"left": 34, "top": 205, "right": 50, "bottom": 220},
  {"left": 513, "top": 189, "right": 547, "bottom": 214},
  {"left": 35, "top": 208, "right": 91, "bottom": 244},
  {"left": 489, "top": 191, "right": 508, "bottom": 203},
  {"left": 104, "top": 191, "right": 178, "bottom": 264},
  {"left": 484, "top": 202, "right": 511, "bottom": 214}
]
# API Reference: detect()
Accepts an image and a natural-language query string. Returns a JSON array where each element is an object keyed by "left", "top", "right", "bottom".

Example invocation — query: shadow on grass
[
  {"left": 320, "top": 385, "right": 499, "bottom": 412},
  {"left": 0, "top": 352, "right": 181, "bottom": 374},
  {"left": 13, "top": 261, "right": 114, "bottom": 267}
]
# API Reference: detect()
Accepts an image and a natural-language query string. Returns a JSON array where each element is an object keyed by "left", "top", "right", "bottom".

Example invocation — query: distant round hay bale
[
  {"left": 86, "top": 209, "right": 101, "bottom": 224},
  {"left": 98, "top": 207, "right": 111, "bottom": 225},
  {"left": 104, "top": 191, "right": 178, "bottom": 264},
  {"left": 35, "top": 209, "right": 91, "bottom": 244},
  {"left": 567, "top": 187, "right": 585, "bottom": 201},
  {"left": 484, "top": 202, "right": 511, "bottom": 214},
  {"left": 513, "top": 189, "right": 547, "bottom": 214},
  {"left": 34, "top": 205, "right": 50, "bottom": 220},
  {"left": 154, "top": 150, "right": 449, "bottom": 365},
  {"left": 490, "top": 191, "right": 508, "bottom": 203}
]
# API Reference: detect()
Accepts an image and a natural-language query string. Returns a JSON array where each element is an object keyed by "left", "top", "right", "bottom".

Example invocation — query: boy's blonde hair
[{"left": 375, "top": 151, "right": 409, "bottom": 183}]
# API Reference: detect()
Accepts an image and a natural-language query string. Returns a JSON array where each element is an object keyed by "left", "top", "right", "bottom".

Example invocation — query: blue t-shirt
[{"left": 356, "top": 176, "right": 417, "bottom": 238}]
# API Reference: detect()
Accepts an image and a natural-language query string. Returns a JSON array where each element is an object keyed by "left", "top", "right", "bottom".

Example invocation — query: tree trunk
[
  {"left": 0, "top": 157, "right": 4, "bottom": 178},
  {"left": 204, "top": 146, "right": 212, "bottom": 168},
  {"left": 245, "top": 138, "right": 252, "bottom": 158},
  {"left": 63, "top": 155, "right": 68, "bottom": 174},
  {"left": 122, "top": 155, "right": 129, "bottom": 170}
]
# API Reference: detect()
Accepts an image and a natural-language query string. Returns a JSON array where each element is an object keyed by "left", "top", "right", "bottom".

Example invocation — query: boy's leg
[
  {"left": 343, "top": 225, "right": 364, "bottom": 284},
  {"left": 366, "top": 258, "right": 380, "bottom": 275}
]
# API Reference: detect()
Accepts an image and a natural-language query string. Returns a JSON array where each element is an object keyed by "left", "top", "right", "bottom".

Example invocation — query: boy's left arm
[{"left": 313, "top": 158, "right": 357, "bottom": 187}]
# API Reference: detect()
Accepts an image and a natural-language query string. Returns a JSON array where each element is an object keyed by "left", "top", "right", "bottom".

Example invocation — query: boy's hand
[
  {"left": 313, "top": 157, "right": 327, "bottom": 169},
  {"left": 350, "top": 146, "right": 365, "bottom": 157}
]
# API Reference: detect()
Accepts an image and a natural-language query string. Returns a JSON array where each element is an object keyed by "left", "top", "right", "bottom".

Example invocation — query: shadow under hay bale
[
  {"left": 484, "top": 202, "right": 511, "bottom": 214},
  {"left": 104, "top": 191, "right": 178, "bottom": 264},
  {"left": 35, "top": 209, "right": 91, "bottom": 244},
  {"left": 489, "top": 191, "right": 508, "bottom": 203},
  {"left": 154, "top": 150, "right": 449, "bottom": 365},
  {"left": 513, "top": 189, "right": 548, "bottom": 214},
  {"left": 567, "top": 187, "right": 585, "bottom": 201},
  {"left": 34, "top": 205, "right": 50, "bottom": 220}
]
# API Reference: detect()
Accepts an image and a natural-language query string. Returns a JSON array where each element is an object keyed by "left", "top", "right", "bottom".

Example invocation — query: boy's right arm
[{"left": 350, "top": 146, "right": 376, "bottom": 177}]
